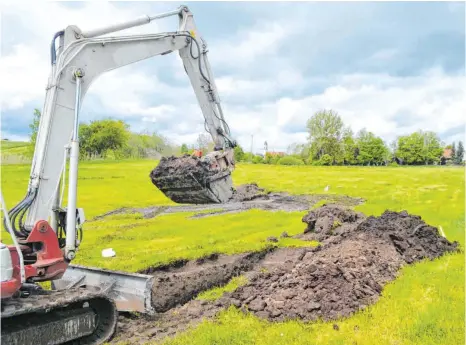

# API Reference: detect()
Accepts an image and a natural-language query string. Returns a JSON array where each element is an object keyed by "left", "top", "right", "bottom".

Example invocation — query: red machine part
[{"left": 1, "top": 220, "right": 68, "bottom": 299}]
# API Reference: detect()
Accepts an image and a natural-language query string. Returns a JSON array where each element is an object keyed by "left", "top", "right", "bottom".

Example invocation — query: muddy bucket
[
  {"left": 152, "top": 170, "right": 234, "bottom": 204},
  {"left": 150, "top": 155, "right": 234, "bottom": 204}
]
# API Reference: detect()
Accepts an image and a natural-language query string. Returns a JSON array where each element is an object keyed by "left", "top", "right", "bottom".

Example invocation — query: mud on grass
[
  {"left": 94, "top": 183, "right": 364, "bottom": 221},
  {"left": 109, "top": 205, "right": 459, "bottom": 345}
]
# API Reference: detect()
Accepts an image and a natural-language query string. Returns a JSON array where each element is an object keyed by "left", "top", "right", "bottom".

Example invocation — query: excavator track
[{"left": 1, "top": 286, "right": 117, "bottom": 345}]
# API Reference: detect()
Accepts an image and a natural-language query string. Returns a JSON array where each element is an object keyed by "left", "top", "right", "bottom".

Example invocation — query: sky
[{"left": 1, "top": 1, "right": 465, "bottom": 153}]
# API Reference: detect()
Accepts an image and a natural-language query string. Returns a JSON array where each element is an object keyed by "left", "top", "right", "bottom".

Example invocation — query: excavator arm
[
  {"left": 1, "top": 8, "right": 237, "bottom": 345},
  {"left": 8, "top": 6, "right": 236, "bottom": 260}
]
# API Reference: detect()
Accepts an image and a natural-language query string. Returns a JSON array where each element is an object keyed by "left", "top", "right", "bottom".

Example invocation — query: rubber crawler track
[{"left": 1, "top": 287, "right": 118, "bottom": 345}]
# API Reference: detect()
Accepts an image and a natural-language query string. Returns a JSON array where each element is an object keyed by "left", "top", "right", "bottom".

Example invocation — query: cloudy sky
[{"left": 1, "top": 1, "right": 464, "bottom": 153}]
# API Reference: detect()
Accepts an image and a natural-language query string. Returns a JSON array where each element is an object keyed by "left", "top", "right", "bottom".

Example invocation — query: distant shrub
[
  {"left": 252, "top": 155, "right": 264, "bottom": 164},
  {"left": 388, "top": 161, "right": 399, "bottom": 167},
  {"left": 319, "top": 154, "right": 333, "bottom": 166},
  {"left": 277, "top": 156, "right": 304, "bottom": 166},
  {"left": 264, "top": 153, "right": 281, "bottom": 164}
]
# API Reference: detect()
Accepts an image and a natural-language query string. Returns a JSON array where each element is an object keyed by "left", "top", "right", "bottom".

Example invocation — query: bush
[
  {"left": 388, "top": 161, "right": 399, "bottom": 167},
  {"left": 319, "top": 154, "right": 333, "bottom": 166},
  {"left": 264, "top": 153, "right": 281, "bottom": 164},
  {"left": 277, "top": 156, "right": 305, "bottom": 166},
  {"left": 252, "top": 155, "right": 264, "bottom": 164},
  {"left": 234, "top": 145, "right": 245, "bottom": 162}
]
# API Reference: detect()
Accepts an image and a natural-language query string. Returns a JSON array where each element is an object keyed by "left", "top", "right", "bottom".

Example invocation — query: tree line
[
  {"left": 232, "top": 109, "right": 464, "bottom": 166},
  {"left": 29, "top": 109, "right": 177, "bottom": 160},
  {"left": 28, "top": 108, "right": 464, "bottom": 166}
]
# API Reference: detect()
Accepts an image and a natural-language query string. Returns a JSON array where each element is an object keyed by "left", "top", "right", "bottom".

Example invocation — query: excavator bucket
[
  {"left": 150, "top": 152, "right": 235, "bottom": 204},
  {"left": 52, "top": 264, "right": 156, "bottom": 314}
]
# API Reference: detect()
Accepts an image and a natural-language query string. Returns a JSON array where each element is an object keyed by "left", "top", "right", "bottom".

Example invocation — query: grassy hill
[{"left": 1, "top": 140, "right": 33, "bottom": 164}]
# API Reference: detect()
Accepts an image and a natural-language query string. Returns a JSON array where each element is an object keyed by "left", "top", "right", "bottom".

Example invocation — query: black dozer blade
[{"left": 150, "top": 153, "right": 235, "bottom": 204}]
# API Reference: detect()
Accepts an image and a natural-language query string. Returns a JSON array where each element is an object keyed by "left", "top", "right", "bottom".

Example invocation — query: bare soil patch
[{"left": 94, "top": 183, "right": 364, "bottom": 221}]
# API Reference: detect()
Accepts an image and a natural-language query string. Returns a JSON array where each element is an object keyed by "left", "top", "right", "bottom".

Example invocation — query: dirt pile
[
  {"left": 299, "top": 204, "right": 366, "bottom": 242},
  {"left": 217, "top": 206, "right": 459, "bottom": 322},
  {"left": 110, "top": 205, "right": 459, "bottom": 344},
  {"left": 150, "top": 155, "right": 217, "bottom": 185}
]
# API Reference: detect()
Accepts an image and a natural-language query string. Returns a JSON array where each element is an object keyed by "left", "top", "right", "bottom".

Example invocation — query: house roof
[{"left": 443, "top": 148, "right": 452, "bottom": 159}]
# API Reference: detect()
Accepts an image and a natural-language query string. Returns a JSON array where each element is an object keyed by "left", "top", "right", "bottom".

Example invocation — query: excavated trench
[{"left": 110, "top": 203, "right": 459, "bottom": 344}]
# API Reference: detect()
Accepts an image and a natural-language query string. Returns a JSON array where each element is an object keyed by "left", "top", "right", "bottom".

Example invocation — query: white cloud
[
  {"left": 222, "top": 68, "right": 465, "bottom": 152},
  {"left": 0, "top": 44, "right": 48, "bottom": 110},
  {"left": 208, "top": 20, "right": 298, "bottom": 71},
  {"left": 0, "top": 1, "right": 171, "bottom": 110},
  {"left": 1, "top": 2, "right": 463, "bottom": 155}
]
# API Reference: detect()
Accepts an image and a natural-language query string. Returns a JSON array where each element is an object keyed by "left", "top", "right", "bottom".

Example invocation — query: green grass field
[
  {"left": 1, "top": 160, "right": 464, "bottom": 345},
  {"left": 1, "top": 140, "right": 33, "bottom": 164}
]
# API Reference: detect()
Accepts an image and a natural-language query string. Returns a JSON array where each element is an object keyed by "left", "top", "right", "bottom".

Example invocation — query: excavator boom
[{"left": 1, "top": 6, "right": 237, "bottom": 345}]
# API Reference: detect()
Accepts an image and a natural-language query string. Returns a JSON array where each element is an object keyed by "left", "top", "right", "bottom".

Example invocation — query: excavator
[{"left": 1, "top": 6, "right": 236, "bottom": 344}]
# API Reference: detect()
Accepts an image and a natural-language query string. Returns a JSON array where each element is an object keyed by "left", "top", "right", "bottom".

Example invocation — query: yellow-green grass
[
  {"left": 196, "top": 275, "right": 249, "bottom": 301},
  {"left": 1, "top": 160, "right": 464, "bottom": 345},
  {"left": 1, "top": 140, "right": 33, "bottom": 164}
]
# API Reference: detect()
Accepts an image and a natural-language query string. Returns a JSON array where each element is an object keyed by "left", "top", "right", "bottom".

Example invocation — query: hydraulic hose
[{"left": 50, "top": 30, "right": 65, "bottom": 65}]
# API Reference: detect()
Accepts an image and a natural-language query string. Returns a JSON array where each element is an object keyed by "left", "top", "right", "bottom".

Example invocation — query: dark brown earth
[
  {"left": 109, "top": 205, "right": 459, "bottom": 344},
  {"left": 140, "top": 251, "right": 269, "bottom": 313},
  {"left": 150, "top": 155, "right": 218, "bottom": 185},
  {"left": 149, "top": 154, "right": 235, "bottom": 204}
]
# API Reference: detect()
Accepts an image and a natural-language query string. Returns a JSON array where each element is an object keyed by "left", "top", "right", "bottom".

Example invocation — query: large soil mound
[
  {"left": 110, "top": 205, "right": 459, "bottom": 344},
  {"left": 220, "top": 206, "right": 459, "bottom": 321}
]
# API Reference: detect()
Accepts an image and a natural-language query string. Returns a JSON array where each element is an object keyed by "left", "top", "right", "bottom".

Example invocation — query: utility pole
[{"left": 250, "top": 134, "right": 254, "bottom": 162}]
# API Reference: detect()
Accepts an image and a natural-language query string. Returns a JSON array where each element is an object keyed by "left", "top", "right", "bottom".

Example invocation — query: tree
[
  {"left": 451, "top": 142, "right": 456, "bottom": 159},
  {"left": 356, "top": 129, "right": 388, "bottom": 166},
  {"left": 421, "top": 131, "right": 443, "bottom": 165},
  {"left": 29, "top": 108, "right": 41, "bottom": 145},
  {"left": 306, "top": 109, "right": 344, "bottom": 162},
  {"left": 455, "top": 141, "right": 464, "bottom": 164},
  {"left": 319, "top": 154, "right": 333, "bottom": 166},
  {"left": 180, "top": 143, "right": 189, "bottom": 154},
  {"left": 79, "top": 119, "right": 130, "bottom": 158},
  {"left": 234, "top": 145, "right": 245, "bottom": 162},
  {"left": 342, "top": 127, "right": 357, "bottom": 165},
  {"left": 395, "top": 130, "right": 442, "bottom": 165},
  {"left": 196, "top": 133, "right": 212, "bottom": 151}
]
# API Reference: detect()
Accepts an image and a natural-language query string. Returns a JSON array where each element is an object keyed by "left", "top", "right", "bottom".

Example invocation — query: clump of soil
[
  {"left": 230, "top": 183, "right": 269, "bottom": 201},
  {"left": 299, "top": 204, "right": 365, "bottom": 241},
  {"left": 150, "top": 155, "right": 217, "bottom": 185}
]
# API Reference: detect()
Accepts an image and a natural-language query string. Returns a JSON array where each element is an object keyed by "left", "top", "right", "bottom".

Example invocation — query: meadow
[{"left": 1, "top": 160, "right": 464, "bottom": 345}]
